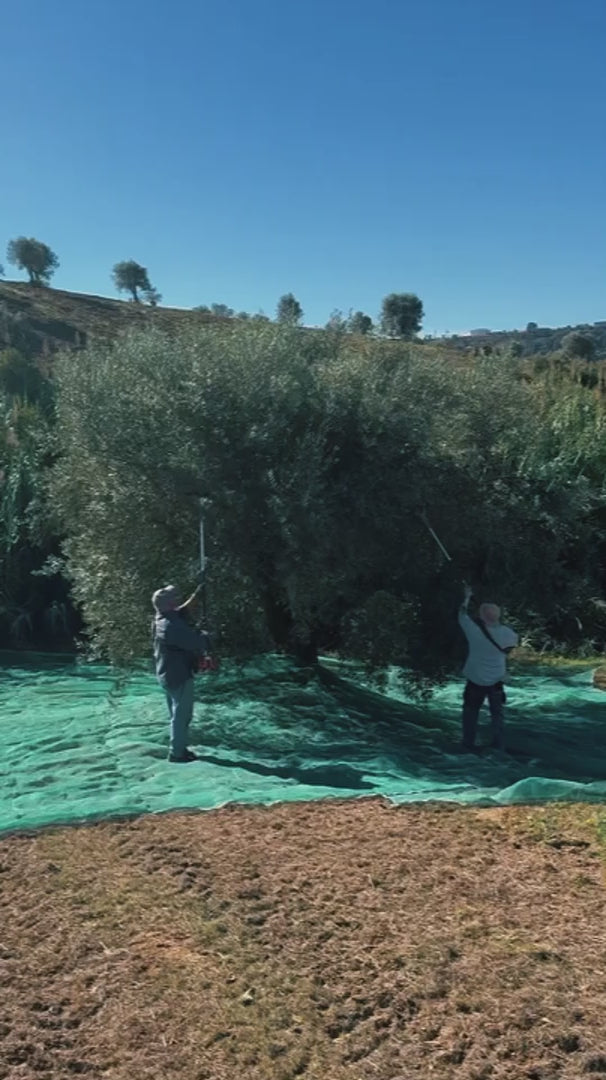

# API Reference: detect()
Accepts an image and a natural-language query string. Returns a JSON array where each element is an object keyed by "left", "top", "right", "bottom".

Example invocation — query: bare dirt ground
[{"left": 1, "top": 798, "right": 605, "bottom": 1080}]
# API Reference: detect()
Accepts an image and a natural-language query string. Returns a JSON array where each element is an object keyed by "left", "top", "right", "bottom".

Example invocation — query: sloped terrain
[
  {"left": 2, "top": 279, "right": 604, "bottom": 360},
  {"left": 0, "top": 280, "right": 215, "bottom": 355}
]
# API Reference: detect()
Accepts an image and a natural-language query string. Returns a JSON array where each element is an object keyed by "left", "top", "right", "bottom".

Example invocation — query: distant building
[{"left": 467, "top": 328, "right": 492, "bottom": 337}]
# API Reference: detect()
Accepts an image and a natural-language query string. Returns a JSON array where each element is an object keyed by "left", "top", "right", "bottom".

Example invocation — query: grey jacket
[{"left": 153, "top": 611, "right": 210, "bottom": 690}]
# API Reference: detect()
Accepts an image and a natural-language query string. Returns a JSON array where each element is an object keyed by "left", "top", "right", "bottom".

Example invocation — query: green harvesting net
[{"left": 1, "top": 651, "right": 605, "bottom": 834}]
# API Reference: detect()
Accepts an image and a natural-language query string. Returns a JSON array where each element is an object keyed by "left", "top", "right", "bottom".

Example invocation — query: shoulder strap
[{"left": 472, "top": 617, "right": 510, "bottom": 654}]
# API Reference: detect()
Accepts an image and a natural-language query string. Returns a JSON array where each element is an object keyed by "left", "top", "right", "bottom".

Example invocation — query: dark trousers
[{"left": 462, "top": 680, "right": 505, "bottom": 750}]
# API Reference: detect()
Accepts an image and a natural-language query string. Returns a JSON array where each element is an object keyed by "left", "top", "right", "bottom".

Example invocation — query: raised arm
[
  {"left": 176, "top": 583, "right": 203, "bottom": 615},
  {"left": 458, "top": 582, "right": 474, "bottom": 628},
  {"left": 460, "top": 581, "right": 474, "bottom": 611}
]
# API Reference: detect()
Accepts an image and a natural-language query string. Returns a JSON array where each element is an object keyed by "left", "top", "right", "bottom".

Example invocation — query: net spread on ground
[{"left": 1, "top": 653, "right": 605, "bottom": 833}]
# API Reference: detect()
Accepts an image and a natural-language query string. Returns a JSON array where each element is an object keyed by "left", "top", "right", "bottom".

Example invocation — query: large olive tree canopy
[{"left": 51, "top": 323, "right": 606, "bottom": 679}]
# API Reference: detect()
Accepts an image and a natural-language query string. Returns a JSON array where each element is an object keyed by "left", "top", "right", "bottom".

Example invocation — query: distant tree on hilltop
[
  {"left": 210, "top": 304, "right": 234, "bottom": 318},
  {"left": 0, "top": 264, "right": 4, "bottom": 278},
  {"left": 7, "top": 237, "right": 59, "bottom": 286},
  {"left": 276, "top": 293, "right": 303, "bottom": 326},
  {"left": 562, "top": 331, "right": 596, "bottom": 361},
  {"left": 380, "top": 293, "right": 424, "bottom": 339},
  {"left": 112, "top": 260, "right": 154, "bottom": 302},
  {"left": 325, "top": 310, "right": 348, "bottom": 332},
  {"left": 348, "top": 311, "right": 373, "bottom": 335}
]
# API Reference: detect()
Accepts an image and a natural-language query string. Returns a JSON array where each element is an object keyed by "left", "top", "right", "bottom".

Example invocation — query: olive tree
[
  {"left": 380, "top": 293, "right": 424, "bottom": 339},
  {"left": 348, "top": 311, "right": 373, "bottom": 335},
  {"left": 50, "top": 325, "right": 456, "bottom": 670},
  {"left": 51, "top": 325, "right": 606, "bottom": 676},
  {"left": 112, "top": 260, "right": 154, "bottom": 302},
  {"left": 7, "top": 237, "right": 59, "bottom": 286},
  {"left": 276, "top": 293, "right": 303, "bottom": 326}
]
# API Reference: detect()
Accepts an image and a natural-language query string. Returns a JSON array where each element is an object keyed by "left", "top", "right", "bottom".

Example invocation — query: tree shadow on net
[
  {"left": 197, "top": 662, "right": 606, "bottom": 792},
  {"left": 192, "top": 753, "right": 376, "bottom": 790},
  {"left": 317, "top": 664, "right": 606, "bottom": 785}
]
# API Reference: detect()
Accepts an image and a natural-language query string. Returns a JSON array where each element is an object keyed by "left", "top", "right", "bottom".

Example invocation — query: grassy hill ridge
[
  {"left": 1, "top": 278, "right": 605, "bottom": 359},
  {"left": 0, "top": 279, "right": 216, "bottom": 355}
]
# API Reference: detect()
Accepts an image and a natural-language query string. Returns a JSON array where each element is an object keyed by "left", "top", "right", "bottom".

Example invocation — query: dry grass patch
[{"left": 0, "top": 799, "right": 605, "bottom": 1079}]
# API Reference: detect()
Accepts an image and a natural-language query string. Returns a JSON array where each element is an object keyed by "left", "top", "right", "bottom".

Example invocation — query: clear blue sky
[{"left": 2, "top": 0, "right": 604, "bottom": 333}]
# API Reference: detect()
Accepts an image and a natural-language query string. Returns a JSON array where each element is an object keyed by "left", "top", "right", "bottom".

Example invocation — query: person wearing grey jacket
[{"left": 152, "top": 585, "right": 210, "bottom": 763}]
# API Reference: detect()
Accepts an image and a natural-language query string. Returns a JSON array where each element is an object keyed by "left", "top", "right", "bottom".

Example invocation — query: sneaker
[{"left": 168, "top": 749, "right": 198, "bottom": 763}]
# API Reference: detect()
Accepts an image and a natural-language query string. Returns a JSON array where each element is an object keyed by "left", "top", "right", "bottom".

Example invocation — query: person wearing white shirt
[{"left": 458, "top": 582, "right": 518, "bottom": 752}]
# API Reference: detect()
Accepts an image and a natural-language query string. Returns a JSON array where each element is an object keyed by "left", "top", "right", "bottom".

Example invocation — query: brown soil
[{"left": 1, "top": 799, "right": 605, "bottom": 1080}]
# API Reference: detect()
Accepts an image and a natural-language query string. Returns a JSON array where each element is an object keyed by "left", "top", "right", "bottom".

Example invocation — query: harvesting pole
[{"left": 418, "top": 510, "right": 452, "bottom": 563}]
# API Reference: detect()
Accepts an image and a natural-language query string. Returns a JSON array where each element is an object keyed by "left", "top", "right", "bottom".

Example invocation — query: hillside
[
  {"left": 440, "top": 321, "right": 606, "bottom": 358},
  {"left": 0, "top": 279, "right": 216, "bottom": 356},
  {"left": 1, "top": 278, "right": 605, "bottom": 360}
]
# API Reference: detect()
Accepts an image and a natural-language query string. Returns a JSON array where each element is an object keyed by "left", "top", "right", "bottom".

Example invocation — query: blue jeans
[{"left": 165, "top": 679, "right": 195, "bottom": 757}]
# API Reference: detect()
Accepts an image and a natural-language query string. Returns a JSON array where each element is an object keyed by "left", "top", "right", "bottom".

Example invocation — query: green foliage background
[{"left": 43, "top": 323, "right": 606, "bottom": 683}]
